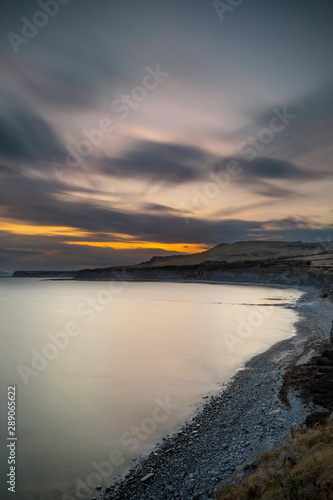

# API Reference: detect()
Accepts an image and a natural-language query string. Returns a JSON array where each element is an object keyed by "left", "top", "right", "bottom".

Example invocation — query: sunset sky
[{"left": 0, "top": 0, "right": 332, "bottom": 271}]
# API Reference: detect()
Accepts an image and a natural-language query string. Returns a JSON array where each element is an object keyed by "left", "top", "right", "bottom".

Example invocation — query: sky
[{"left": 0, "top": 0, "right": 332, "bottom": 271}]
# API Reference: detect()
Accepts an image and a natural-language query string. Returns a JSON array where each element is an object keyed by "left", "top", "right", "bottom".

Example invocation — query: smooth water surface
[{"left": 0, "top": 279, "right": 302, "bottom": 499}]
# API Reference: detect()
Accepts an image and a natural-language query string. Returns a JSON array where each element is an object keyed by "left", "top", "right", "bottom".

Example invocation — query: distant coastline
[
  {"left": 11, "top": 241, "right": 333, "bottom": 299},
  {"left": 12, "top": 261, "right": 333, "bottom": 300}
]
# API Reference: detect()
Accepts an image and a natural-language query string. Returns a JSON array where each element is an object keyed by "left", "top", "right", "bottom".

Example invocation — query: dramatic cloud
[
  {"left": 212, "top": 157, "right": 331, "bottom": 198},
  {"left": 226, "top": 82, "right": 333, "bottom": 174},
  {"left": 0, "top": 100, "right": 62, "bottom": 162},
  {"left": 0, "top": 0, "right": 332, "bottom": 270},
  {"left": 100, "top": 141, "right": 209, "bottom": 184}
]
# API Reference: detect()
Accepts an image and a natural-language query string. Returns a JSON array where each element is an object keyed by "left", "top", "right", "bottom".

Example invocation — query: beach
[{"left": 100, "top": 285, "right": 333, "bottom": 500}]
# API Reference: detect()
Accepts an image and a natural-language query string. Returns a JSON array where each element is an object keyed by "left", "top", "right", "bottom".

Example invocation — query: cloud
[
  {"left": 210, "top": 156, "right": 330, "bottom": 199},
  {"left": 0, "top": 51, "right": 125, "bottom": 111},
  {"left": 0, "top": 160, "right": 328, "bottom": 246},
  {"left": 251, "top": 183, "right": 294, "bottom": 199},
  {"left": 96, "top": 142, "right": 329, "bottom": 196},
  {"left": 0, "top": 98, "right": 62, "bottom": 162},
  {"left": 226, "top": 82, "right": 333, "bottom": 174},
  {"left": 99, "top": 140, "right": 209, "bottom": 184},
  {"left": 235, "top": 157, "right": 321, "bottom": 181}
]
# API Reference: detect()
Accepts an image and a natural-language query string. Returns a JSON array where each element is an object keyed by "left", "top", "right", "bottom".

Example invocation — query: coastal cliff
[{"left": 74, "top": 261, "right": 333, "bottom": 297}]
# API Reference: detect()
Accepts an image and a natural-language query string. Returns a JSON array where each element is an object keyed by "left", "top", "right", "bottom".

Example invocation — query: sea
[{"left": 0, "top": 278, "right": 302, "bottom": 499}]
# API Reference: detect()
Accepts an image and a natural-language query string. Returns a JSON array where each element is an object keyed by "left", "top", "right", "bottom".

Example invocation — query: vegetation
[{"left": 217, "top": 415, "right": 333, "bottom": 499}]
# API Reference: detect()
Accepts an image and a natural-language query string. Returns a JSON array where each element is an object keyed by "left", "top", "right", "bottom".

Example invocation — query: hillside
[
  {"left": 135, "top": 241, "right": 333, "bottom": 268},
  {"left": 72, "top": 241, "right": 333, "bottom": 298}
]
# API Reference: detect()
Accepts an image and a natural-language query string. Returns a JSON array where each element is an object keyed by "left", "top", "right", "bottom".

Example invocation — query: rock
[
  {"left": 140, "top": 472, "right": 154, "bottom": 482},
  {"left": 269, "top": 408, "right": 281, "bottom": 415}
]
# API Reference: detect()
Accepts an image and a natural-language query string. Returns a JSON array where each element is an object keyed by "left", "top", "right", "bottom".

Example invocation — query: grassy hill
[{"left": 217, "top": 415, "right": 333, "bottom": 500}]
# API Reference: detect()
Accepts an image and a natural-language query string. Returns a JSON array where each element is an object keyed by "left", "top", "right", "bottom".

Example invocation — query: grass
[{"left": 216, "top": 414, "right": 333, "bottom": 499}]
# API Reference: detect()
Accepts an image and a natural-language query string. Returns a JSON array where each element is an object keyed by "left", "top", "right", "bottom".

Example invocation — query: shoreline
[{"left": 93, "top": 284, "right": 333, "bottom": 500}]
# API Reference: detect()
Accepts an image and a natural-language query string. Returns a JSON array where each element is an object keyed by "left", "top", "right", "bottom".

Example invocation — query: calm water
[{"left": 0, "top": 279, "right": 302, "bottom": 499}]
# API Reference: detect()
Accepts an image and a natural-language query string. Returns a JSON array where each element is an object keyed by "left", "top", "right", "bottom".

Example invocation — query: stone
[{"left": 140, "top": 473, "right": 154, "bottom": 482}]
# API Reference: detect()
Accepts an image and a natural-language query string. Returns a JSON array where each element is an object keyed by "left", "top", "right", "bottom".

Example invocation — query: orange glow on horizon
[
  {"left": 0, "top": 218, "right": 209, "bottom": 255},
  {"left": 0, "top": 219, "right": 91, "bottom": 237},
  {"left": 64, "top": 241, "right": 209, "bottom": 254}
]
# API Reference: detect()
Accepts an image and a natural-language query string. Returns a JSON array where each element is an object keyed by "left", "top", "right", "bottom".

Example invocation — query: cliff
[{"left": 74, "top": 260, "right": 333, "bottom": 297}]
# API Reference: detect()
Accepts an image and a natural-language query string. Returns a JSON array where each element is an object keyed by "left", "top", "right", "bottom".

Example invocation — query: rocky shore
[{"left": 86, "top": 285, "right": 333, "bottom": 500}]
